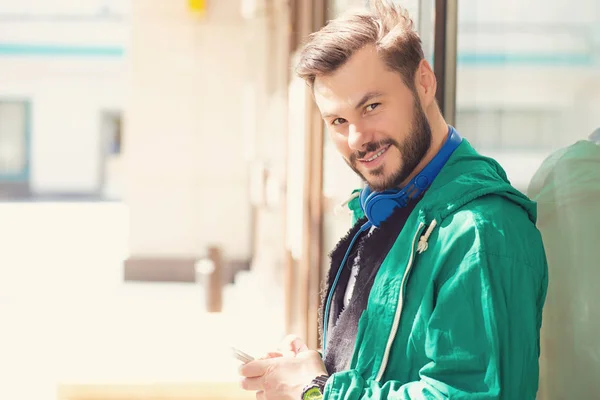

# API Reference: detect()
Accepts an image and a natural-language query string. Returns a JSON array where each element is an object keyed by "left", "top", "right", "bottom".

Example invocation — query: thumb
[
  {"left": 281, "top": 334, "right": 309, "bottom": 355},
  {"left": 258, "top": 351, "right": 284, "bottom": 360},
  {"left": 292, "top": 337, "right": 309, "bottom": 353}
]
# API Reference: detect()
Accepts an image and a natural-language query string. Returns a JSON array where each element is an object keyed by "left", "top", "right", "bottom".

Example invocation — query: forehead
[{"left": 313, "top": 45, "right": 409, "bottom": 111}]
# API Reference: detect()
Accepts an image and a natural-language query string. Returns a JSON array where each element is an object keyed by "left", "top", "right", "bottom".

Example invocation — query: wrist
[{"left": 301, "top": 374, "right": 329, "bottom": 400}]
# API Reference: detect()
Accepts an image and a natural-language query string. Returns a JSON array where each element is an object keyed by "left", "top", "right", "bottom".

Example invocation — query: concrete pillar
[{"left": 123, "top": 0, "right": 252, "bottom": 281}]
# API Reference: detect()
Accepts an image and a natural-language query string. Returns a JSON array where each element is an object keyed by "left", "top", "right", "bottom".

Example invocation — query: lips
[{"left": 358, "top": 144, "right": 391, "bottom": 163}]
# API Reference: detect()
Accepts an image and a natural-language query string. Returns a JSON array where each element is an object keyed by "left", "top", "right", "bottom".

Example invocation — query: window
[
  {"left": 0, "top": 101, "right": 29, "bottom": 182},
  {"left": 101, "top": 111, "right": 122, "bottom": 155},
  {"left": 456, "top": 109, "right": 563, "bottom": 151},
  {"left": 454, "top": 3, "right": 600, "bottom": 397}
]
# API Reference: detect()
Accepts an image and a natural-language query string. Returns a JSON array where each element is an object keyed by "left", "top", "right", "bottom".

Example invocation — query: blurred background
[{"left": 0, "top": 0, "right": 598, "bottom": 399}]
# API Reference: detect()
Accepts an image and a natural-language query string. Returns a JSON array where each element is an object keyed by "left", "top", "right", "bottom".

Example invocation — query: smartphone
[{"left": 231, "top": 346, "right": 255, "bottom": 364}]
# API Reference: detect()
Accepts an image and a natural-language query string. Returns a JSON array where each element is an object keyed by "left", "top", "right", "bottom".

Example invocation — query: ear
[{"left": 414, "top": 59, "right": 437, "bottom": 108}]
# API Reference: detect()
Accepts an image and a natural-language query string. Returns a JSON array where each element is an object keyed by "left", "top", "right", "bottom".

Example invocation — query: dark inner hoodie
[{"left": 321, "top": 196, "right": 421, "bottom": 374}]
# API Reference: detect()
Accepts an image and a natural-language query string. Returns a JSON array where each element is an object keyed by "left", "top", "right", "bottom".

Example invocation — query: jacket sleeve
[{"left": 323, "top": 251, "right": 534, "bottom": 400}]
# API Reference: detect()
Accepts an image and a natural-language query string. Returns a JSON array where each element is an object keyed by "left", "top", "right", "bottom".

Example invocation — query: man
[
  {"left": 239, "top": 1, "right": 548, "bottom": 399},
  {"left": 527, "top": 129, "right": 600, "bottom": 400}
]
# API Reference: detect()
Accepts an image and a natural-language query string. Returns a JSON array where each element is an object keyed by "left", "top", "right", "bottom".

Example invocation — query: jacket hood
[{"left": 347, "top": 133, "right": 537, "bottom": 225}]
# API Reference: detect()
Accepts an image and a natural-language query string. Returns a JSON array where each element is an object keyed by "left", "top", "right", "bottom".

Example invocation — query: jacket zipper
[{"left": 375, "top": 221, "right": 426, "bottom": 382}]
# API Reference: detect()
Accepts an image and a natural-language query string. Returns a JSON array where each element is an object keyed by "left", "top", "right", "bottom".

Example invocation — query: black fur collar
[{"left": 318, "top": 199, "right": 419, "bottom": 367}]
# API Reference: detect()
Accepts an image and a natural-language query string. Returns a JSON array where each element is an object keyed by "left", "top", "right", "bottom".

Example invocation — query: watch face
[{"left": 303, "top": 386, "right": 323, "bottom": 400}]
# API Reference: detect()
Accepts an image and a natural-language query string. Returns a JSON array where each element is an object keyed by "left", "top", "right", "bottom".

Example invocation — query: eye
[
  {"left": 365, "top": 103, "right": 380, "bottom": 112},
  {"left": 332, "top": 118, "right": 347, "bottom": 126}
]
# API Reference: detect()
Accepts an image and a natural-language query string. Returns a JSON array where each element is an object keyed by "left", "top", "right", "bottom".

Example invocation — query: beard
[{"left": 346, "top": 98, "right": 432, "bottom": 192}]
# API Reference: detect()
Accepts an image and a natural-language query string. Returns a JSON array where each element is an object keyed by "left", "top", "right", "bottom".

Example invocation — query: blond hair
[{"left": 296, "top": 0, "right": 424, "bottom": 90}]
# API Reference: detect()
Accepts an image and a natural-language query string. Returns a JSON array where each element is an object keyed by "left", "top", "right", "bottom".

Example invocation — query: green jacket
[
  {"left": 324, "top": 138, "right": 548, "bottom": 399},
  {"left": 527, "top": 140, "right": 600, "bottom": 400}
]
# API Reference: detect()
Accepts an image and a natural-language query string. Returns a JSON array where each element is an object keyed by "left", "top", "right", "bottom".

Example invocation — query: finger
[
  {"left": 258, "top": 351, "right": 283, "bottom": 360},
  {"left": 240, "top": 376, "right": 264, "bottom": 391},
  {"left": 279, "top": 334, "right": 301, "bottom": 353},
  {"left": 291, "top": 337, "right": 309, "bottom": 353},
  {"left": 238, "top": 359, "right": 270, "bottom": 378},
  {"left": 281, "top": 334, "right": 309, "bottom": 354},
  {"left": 280, "top": 334, "right": 308, "bottom": 356},
  {"left": 256, "top": 390, "right": 266, "bottom": 400}
]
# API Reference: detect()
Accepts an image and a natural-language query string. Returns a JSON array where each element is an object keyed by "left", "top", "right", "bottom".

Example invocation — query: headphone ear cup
[
  {"left": 365, "top": 194, "right": 400, "bottom": 227},
  {"left": 361, "top": 187, "right": 409, "bottom": 227}
]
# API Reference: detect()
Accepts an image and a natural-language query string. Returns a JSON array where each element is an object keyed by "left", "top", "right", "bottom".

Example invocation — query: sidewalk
[{"left": 0, "top": 202, "right": 285, "bottom": 400}]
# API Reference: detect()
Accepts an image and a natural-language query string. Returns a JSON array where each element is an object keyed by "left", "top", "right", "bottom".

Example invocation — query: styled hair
[{"left": 296, "top": 0, "right": 424, "bottom": 90}]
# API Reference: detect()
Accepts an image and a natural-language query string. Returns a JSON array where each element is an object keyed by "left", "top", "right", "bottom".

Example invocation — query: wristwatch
[{"left": 301, "top": 374, "right": 329, "bottom": 400}]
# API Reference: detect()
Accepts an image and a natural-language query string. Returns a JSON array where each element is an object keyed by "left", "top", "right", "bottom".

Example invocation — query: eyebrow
[
  {"left": 355, "top": 91, "right": 383, "bottom": 110},
  {"left": 322, "top": 91, "right": 384, "bottom": 120}
]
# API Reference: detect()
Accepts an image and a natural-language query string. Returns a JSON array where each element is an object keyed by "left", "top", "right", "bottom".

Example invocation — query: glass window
[
  {"left": 100, "top": 111, "right": 122, "bottom": 155},
  {"left": 455, "top": 1, "right": 600, "bottom": 398},
  {"left": 0, "top": 101, "right": 29, "bottom": 182},
  {"left": 455, "top": 0, "right": 600, "bottom": 191}
]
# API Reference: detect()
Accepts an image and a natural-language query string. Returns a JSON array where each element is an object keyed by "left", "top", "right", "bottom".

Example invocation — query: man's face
[{"left": 313, "top": 45, "right": 432, "bottom": 192}]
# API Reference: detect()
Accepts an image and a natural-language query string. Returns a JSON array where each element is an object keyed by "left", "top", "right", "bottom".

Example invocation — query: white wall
[{"left": 124, "top": 0, "right": 252, "bottom": 260}]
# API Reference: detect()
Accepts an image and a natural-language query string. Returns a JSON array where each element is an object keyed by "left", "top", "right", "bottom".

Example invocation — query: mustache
[{"left": 350, "top": 139, "right": 397, "bottom": 163}]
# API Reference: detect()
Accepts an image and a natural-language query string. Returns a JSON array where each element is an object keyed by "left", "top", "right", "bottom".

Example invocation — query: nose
[{"left": 348, "top": 123, "right": 372, "bottom": 151}]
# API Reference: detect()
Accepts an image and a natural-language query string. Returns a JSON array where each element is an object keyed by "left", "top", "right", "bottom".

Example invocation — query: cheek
[
  {"left": 330, "top": 131, "right": 350, "bottom": 156},
  {"left": 367, "top": 114, "right": 391, "bottom": 137},
  {"left": 372, "top": 109, "right": 409, "bottom": 138}
]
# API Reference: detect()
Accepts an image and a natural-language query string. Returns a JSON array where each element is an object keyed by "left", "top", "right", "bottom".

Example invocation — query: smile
[
  {"left": 358, "top": 145, "right": 391, "bottom": 168},
  {"left": 365, "top": 146, "right": 388, "bottom": 161}
]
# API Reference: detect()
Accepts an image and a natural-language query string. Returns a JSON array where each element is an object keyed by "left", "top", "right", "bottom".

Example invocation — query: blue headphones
[
  {"left": 322, "top": 126, "right": 463, "bottom": 352},
  {"left": 359, "top": 126, "right": 463, "bottom": 227}
]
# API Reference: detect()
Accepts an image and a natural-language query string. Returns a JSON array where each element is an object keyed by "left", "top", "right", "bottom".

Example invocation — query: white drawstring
[
  {"left": 334, "top": 191, "right": 360, "bottom": 216},
  {"left": 417, "top": 219, "right": 437, "bottom": 254}
]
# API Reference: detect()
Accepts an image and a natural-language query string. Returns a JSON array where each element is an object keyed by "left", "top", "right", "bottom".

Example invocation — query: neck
[{"left": 399, "top": 106, "right": 449, "bottom": 188}]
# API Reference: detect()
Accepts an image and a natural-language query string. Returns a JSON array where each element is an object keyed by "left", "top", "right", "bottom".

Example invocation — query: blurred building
[{"left": 0, "top": 0, "right": 127, "bottom": 199}]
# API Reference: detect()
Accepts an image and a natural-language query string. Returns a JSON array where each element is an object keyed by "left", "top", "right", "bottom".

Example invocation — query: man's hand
[
  {"left": 239, "top": 337, "right": 328, "bottom": 400},
  {"left": 277, "top": 334, "right": 310, "bottom": 357}
]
